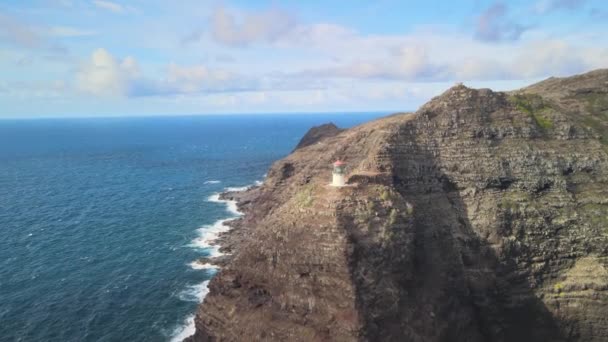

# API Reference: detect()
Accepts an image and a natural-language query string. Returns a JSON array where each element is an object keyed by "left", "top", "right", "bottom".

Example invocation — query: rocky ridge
[
  {"left": 187, "top": 69, "right": 608, "bottom": 342},
  {"left": 293, "top": 122, "right": 343, "bottom": 151}
]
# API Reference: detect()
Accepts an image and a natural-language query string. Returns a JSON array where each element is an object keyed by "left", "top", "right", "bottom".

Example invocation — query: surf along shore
[
  {"left": 170, "top": 182, "right": 261, "bottom": 342},
  {"left": 192, "top": 184, "right": 261, "bottom": 270}
]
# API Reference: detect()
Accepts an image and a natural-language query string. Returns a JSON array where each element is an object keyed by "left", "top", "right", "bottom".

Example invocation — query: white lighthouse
[{"left": 331, "top": 160, "right": 346, "bottom": 187}]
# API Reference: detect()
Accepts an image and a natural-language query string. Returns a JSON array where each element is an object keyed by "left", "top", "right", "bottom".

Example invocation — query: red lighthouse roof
[{"left": 333, "top": 160, "right": 346, "bottom": 166}]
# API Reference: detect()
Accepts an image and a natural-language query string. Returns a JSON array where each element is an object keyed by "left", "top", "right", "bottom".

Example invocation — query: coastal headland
[{"left": 187, "top": 69, "right": 608, "bottom": 342}]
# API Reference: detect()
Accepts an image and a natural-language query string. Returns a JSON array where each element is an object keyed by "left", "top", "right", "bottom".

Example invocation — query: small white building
[{"left": 331, "top": 160, "right": 346, "bottom": 187}]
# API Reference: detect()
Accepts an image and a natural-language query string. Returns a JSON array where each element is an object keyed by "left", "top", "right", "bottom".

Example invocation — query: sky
[{"left": 1, "top": 0, "right": 607, "bottom": 118}]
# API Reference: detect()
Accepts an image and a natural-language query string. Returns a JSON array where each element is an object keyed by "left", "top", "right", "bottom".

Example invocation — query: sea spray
[
  {"left": 169, "top": 315, "right": 196, "bottom": 342},
  {"left": 188, "top": 218, "right": 233, "bottom": 257},
  {"left": 172, "top": 182, "right": 256, "bottom": 341},
  {"left": 178, "top": 280, "right": 211, "bottom": 302},
  {"left": 207, "top": 194, "right": 242, "bottom": 217},
  {"left": 189, "top": 261, "right": 218, "bottom": 271}
]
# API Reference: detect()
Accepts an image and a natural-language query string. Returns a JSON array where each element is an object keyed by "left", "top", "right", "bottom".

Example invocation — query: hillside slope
[{"left": 187, "top": 70, "right": 608, "bottom": 341}]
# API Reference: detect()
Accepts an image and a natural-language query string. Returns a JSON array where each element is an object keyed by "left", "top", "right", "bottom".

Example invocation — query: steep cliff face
[{"left": 187, "top": 70, "right": 608, "bottom": 342}]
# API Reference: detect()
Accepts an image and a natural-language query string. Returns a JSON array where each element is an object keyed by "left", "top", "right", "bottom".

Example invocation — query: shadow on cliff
[{"left": 340, "top": 125, "right": 566, "bottom": 342}]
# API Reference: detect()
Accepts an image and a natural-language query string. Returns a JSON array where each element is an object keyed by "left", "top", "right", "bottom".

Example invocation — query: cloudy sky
[{"left": 1, "top": 0, "right": 607, "bottom": 118}]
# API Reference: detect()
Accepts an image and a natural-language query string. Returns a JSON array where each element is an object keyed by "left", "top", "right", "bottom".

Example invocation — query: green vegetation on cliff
[{"left": 509, "top": 93, "right": 554, "bottom": 131}]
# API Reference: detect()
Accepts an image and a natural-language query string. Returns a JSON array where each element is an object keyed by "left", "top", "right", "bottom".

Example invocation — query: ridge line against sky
[{"left": 0, "top": 0, "right": 607, "bottom": 118}]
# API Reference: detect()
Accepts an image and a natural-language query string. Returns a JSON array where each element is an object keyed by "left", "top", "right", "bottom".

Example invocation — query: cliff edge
[{"left": 187, "top": 69, "right": 608, "bottom": 341}]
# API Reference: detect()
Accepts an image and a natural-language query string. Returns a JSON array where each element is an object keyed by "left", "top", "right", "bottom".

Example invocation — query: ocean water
[{"left": 0, "top": 113, "right": 386, "bottom": 342}]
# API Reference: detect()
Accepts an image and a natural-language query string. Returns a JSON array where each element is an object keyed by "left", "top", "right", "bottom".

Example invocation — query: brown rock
[
  {"left": 293, "top": 123, "right": 343, "bottom": 151},
  {"left": 186, "top": 69, "right": 608, "bottom": 342}
]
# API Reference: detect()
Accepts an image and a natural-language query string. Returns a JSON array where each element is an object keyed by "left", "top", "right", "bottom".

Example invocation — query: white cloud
[
  {"left": 475, "top": 2, "right": 528, "bottom": 42},
  {"left": 294, "top": 26, "right": 608, "bottom": 83},
  {"left": 209, "top": 6, "right": 297, "bottom": 47},
  {"left": 162, "top": 63, "right": 252, "bottom": 94},
  {"left": 390, "top": 46, "right": 441, "bottom": 79},
  {"left": 30, "top": 1, "right": 608, "bottom": 107},
  {"left": 0, "top": 12, "right": 74, "bottom": 59},
  {"left": 184, "top": 81, "right": 430, "bottom": 112},
  {"left": 535, "top": 0, "right": 588, "bottom": 13},
  {"left": 0, "top": 79, "right": 68, "bottom": 99},
  {"left": 76, "top": 48, "right": 137, "bottom": 96},
  {"left": 511, "top": 39, "right": 603, "bottom": 78},
  {"left": 205, "top": 6, "right": 367, "bottom": 51},
  {"left": 75, "top": 48, "right": 256, "bottom": 97},
  {"left": 199, "top": 4, "right": 602, "bottom": 85},
  {"left": 92, "top": 0, "right": 125, "bottom": 13},
  {"left": 299, "top": 45, "right": 444, "bottom": 81},
  {"left": 0, "top": 12, "right": 95, "bottom": 62},
  {"left": 0, "top": 12, "right": 43, "bottom": 48},
  {"left": 282, "top": 23, "right": 357, "bottom": 49},
  {"left": 6, "top": 2, "right": 608, "bottom": 117},
  {"left": 200, "top": 2, "right": 603, "bottom": 87}
]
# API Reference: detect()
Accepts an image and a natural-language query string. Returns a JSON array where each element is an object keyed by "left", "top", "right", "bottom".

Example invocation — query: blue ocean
[{"left": 0, "top": 113, "right": 385, "bottom": 342}]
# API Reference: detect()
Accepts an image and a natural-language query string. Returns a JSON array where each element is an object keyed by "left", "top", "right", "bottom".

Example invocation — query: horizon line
[{"left": 0, "top": 110, "right": 411, "bottom": 121}]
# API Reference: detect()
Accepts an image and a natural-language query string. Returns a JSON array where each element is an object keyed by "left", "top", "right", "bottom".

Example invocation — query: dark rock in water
[
  {"left": 293, "top": 122, "right": 342, "bottom": 151},
  {"left": 186, "top": 69, "right": 608, "bottom": 342}
]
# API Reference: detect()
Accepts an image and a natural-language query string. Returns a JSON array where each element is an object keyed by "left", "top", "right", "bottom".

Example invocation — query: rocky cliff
[
  {"left": 293, "top": 123, "right": 343, "bottom": 151},
  {"left": 187, "top": 69, "right": 608, "bottom": 342}
]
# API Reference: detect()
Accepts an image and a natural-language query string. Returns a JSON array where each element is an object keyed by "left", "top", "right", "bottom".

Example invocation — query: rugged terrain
[{"left": 187, "top": 69, "right": 608, "bottom": 341}]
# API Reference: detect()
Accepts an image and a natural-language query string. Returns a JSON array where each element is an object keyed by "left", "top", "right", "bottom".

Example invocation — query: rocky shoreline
[{"left": 192, "top": 186, "right": 261, "bottom": 269}]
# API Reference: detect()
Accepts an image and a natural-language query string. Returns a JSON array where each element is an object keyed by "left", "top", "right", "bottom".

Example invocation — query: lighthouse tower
[{"left": 332, "top": 160, "right": 346, "bottom": 187}]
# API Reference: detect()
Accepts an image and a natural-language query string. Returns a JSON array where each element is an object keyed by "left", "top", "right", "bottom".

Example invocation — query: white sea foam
[
  {"left": 204, "top": 180, "right": 221, "bottom": 184},
  {"left": 188, "top": 218, "right": 231, "bottom": 253},
  {"left": 208, "top": 246, "right": 224, "bottom": 258},
  {"left": 169, "top": 315, "right": 195, "bottom": 342},
  {"left": 226, "top": 200, "right": 240, "bottom": 216},
  {"left": 192, "top": 186, "right": 249, "bottom": 255},
  {"left": 178, "top": 280, "right": 210, "bottom": 302},
  {"left": 189, "top": 261, "right": 218, "bottom": 270},
  {"left": 207, "top": 193, "right": 242, "bottom": 217},
  {"left": 206, "top": 193, "right": 221, "bottom": 202},
  {"left": 175, "top": 184, "right": 251, "bottom": 340},
  {"left": 224, "top": 185, "right": 250, "bottom": 192},
  {"left": 169, "top": 279, "right": 212, "bottom": 341}
]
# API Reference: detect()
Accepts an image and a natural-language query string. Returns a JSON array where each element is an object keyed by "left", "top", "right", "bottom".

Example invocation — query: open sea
[{"left": 0, "top": 113, "right": 386, "bottom": 342}]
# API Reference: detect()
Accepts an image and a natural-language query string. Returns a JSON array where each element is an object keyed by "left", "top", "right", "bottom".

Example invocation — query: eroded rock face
[{"left": 187, "top": 70, "right": 608, "bottom": 342}]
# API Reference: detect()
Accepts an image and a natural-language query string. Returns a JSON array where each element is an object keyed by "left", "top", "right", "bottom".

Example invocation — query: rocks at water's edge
[{"left": 186, "top": 69, "right": 608, "bottom": 342}]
